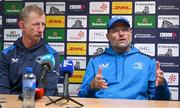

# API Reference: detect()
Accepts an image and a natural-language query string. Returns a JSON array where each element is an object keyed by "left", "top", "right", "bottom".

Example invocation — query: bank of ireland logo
[
  {"left": 133, "top": 62, "right": 143, "bottom": 70},
  {"left": 164, "top": 72, "right": 179, "bottom": 86},
  {"left": 100, "top": 3, "right": 108, "bottom": 11},
  {"left": 76, "top": 31, "right": 85, "bottom": 39},
  {"left": 67, "top": 29, "right": 86, "bottom": 41},
  {"left": 90, "top": 2, "right": 109, "bottom": 14},
  {"left": 168, "top": 74, "right": 176, "bottom": 84}
]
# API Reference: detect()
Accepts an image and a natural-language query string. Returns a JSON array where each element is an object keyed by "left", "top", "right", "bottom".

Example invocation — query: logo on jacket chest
[
  {"left": 133, "top": 62, "right": 144, "bottom": 70},
  {"left": 99, "top": 63, "right": 109, "bottom": 69},
  {"left": 11, "top": 58, "right": 19, "bottom": 63}
]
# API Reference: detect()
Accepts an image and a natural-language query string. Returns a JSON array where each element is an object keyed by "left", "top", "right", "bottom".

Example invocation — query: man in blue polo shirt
[{"left": 78, "top": 17, "right": 171, "bottom": 100}]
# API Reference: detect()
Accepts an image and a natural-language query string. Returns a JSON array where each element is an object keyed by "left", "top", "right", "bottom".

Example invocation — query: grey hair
[{"left": 19, "top": 4, "right": 44, "bottom": 22}]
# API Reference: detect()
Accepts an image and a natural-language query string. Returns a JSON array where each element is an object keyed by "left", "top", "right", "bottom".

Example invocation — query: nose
[
  {"left": 118, "top": 30, "right": 124, "bottom": 36},
  {"left": 38, "top": 24, "right": 45, "bottom": 33}
]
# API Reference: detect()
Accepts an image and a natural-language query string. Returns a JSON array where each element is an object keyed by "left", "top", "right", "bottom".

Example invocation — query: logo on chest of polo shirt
[
  {"left": 133, "top": 62, "right": 144, "bottom": 70},
  {"left": 99, "top": 63, "right": 109, "bottom": 69},
  {"left": 11, "top": 58, "right": 18, "bottom": 63}
]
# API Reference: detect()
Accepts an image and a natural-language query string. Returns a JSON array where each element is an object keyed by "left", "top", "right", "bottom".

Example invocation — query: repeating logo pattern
[{"left": 0, "top": 0, "right": 179, "bottom": 100}]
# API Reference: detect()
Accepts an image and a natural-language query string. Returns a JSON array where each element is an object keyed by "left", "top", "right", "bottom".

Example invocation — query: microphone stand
[
  {"left": 40, "top": 65, "right": 53, "bottom": 102},
  {"left": 46, "top": 73, "right": 84, "bottom": 107}
]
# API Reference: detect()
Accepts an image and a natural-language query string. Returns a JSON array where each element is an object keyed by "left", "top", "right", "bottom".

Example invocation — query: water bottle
[{"left": 22, "top": 67, "right": 36, "bottom": 108}]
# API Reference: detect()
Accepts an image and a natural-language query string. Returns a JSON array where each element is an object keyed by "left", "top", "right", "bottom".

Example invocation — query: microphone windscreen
[
  {"left": 60, "top": 59, "right": 74, "bottom": 77},
  {"left": 36, "top": 54, "right": 55, "bottom": 71}
]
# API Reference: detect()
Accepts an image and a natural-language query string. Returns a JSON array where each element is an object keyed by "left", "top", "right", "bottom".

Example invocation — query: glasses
[{"left": 109, "top": 27, "right": 131, "bottom": 33}]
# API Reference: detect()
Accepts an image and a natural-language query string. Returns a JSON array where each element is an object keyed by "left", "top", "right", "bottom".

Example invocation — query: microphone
[
  {"left": 60, "top": 59, "right": 74, "bottom": 98},
  {"left": 60, "top": 59, "right": 74, "bottom": 77},
  {"left": 45, "top": 59, "right": 83, "bottom": 107},
  {"left": 36, "top": 54, "right": 55, "bottom": 84},
  {"left": 36, "top": 54, "right": 55, "bottom": 99},
  {"left": 36, "top": 54, "right": 55, "bottom": 72}
]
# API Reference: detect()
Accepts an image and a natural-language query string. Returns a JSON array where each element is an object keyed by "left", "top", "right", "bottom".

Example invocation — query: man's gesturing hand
[
  {"left": 90, "top": 67, "right": 108, "bottom": 90},
  {"left": 156, "top": 61, "right": 165, "bottom": 87}
]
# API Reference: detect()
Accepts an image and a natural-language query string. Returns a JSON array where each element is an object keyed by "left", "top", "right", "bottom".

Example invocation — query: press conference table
[{"left": 0, "top": 94, "right": 180, "bottom": 108}]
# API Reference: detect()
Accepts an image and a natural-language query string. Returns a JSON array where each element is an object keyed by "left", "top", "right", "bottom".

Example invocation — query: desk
[{"left": 0, "top": 94, "right": 180, "bottom": 108}]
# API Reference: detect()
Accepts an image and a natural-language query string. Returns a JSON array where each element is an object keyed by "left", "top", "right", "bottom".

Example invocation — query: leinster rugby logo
[{"left": 133, "top": 62, "right": 143, "bottom": 70}]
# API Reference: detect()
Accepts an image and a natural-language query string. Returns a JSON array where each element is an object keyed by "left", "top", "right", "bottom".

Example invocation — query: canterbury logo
[{"left": 11, "top": 58, "right": 18, "bottom": 63}]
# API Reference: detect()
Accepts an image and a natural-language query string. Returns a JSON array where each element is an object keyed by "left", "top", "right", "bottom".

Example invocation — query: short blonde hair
[{"left": 19, "top": 4, "right": 44, "bottom": 22}]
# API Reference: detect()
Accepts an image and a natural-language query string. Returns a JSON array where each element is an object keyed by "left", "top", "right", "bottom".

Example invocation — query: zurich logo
[{"left": 133, "top": 62, "right": 143, "bottom": 70}]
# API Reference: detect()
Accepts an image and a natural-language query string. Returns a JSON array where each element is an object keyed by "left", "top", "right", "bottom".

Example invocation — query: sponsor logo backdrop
[{"left": 0, "top": 0, "right": 179, "bottom": 100}]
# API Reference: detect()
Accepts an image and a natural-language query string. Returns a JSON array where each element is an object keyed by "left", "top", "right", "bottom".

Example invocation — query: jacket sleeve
[
  {"left": 78, "top": 58, "right": 96, "bottom": 97},
  {"left": 0, "top": 51, "right": 11, "bottom": 93},
  {"left": 154, "top": 80, "right": 171, "bottom": 100},
  {"left": 148, "top": 59, "right": 171, "bottom": 100},
  {"left": 43, "top": 52, "right": 60, "bottom": 96}
]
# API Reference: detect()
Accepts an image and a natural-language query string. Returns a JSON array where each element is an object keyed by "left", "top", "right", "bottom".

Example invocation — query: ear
[
  {"left": 18, "top": 21, "right": 25, "bottom": 30},
  {"left": 106, "top": 33, "right": 110, "bottom": 41},
  {"left": 130, "top": 28, "right": 132, "bottom": 33}
]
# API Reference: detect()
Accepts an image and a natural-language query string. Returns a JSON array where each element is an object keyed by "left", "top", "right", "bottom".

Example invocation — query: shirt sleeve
[
  {"left": 148, "top": 58, "right": 171, "bottom": 100},
  {"left": 78, "top": 58, "right": 96, "bottom": 97},
  {"left": 0, "top": 51, "right": 11, "bottom": 93}
]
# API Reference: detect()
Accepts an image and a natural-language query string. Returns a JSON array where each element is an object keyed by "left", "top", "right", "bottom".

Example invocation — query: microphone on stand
[
  {"left": 60, "top": 59, "right": 74, "bottom": 98},
  {"left": 46, "top": 59, "right": 83, "bottom": 107},
  {"left": 36, "top": 54, "right": 55, "bottom": 83},
  {"left": 36, "top": 54, "right": 55, "bottom": 99}
]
